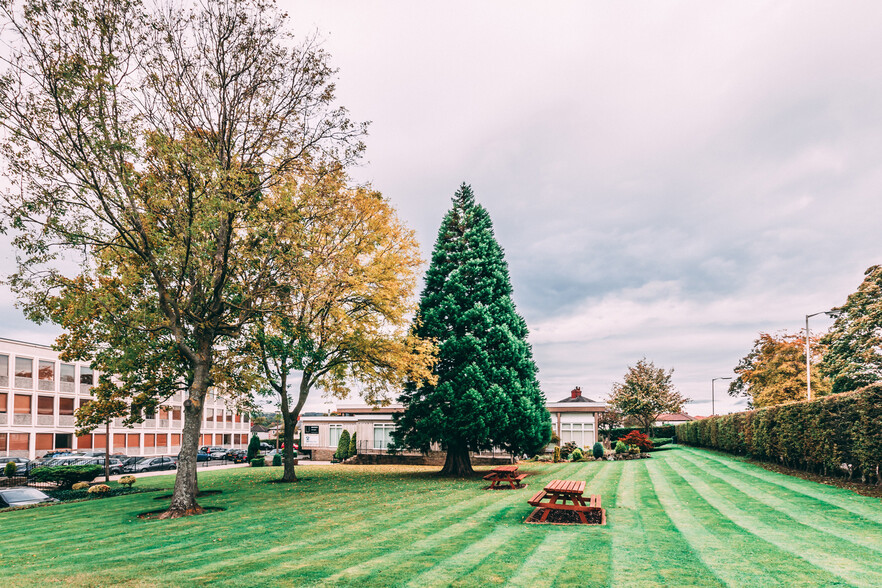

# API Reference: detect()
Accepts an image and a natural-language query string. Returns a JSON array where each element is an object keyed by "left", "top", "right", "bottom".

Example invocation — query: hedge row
[{"left": 676, "top": 384, "right": 882, "bottom": 484}]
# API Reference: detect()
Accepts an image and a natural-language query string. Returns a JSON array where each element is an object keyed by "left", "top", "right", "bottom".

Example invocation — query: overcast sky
[{"left": 3, "top": 1, "right": 882, "bottom": 416}]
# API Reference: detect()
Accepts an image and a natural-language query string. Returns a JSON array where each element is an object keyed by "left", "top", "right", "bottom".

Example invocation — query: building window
[
  {"left": 172, "top": 407, "right": 181, "bottom": 420},
  {"left": 60, "top": 363, "right": 75, "bottom": 392},
  {"left": 114, "top": 433, "right": 126, "bottom": 448},
  {"left": 0, "top": 354, "right": 8, "bottom": 387},
  {"left": 205, "top": 408, "right": 214, "bottom": 422},
  {"left": 226, "top": 412, "right": 232, "bottom": 423},
  {"left": 157, "top": 434, "right": 168, "bottom": 447},
  {"left": 329, "top": 425, "right": 343, "bottom": 448},
  {"left": 37, "top": 396, "right": 54, "bottom": 415},
  {"left": 560, "top": 423, "right": 593, "bottom": 447},
  {"left": 128, "top": 433, "right": 140, "bottom": 449},
  {"left": 14, "top": 394, "right": 31, "bottom": 414},
  {"left": 54, "top": 433, "right": 72, "bottom": 451},
  {"left": 38, "top": 360, "right": 54, "bottom": 390},
  {"left": 373, "top": 424, "right": 395, "bottom": 450},
  {"left": 59, "top": 397, "right": 75, "bottom": 416},
  {"left": 10, "top": 433, "right": 29, "bottom": 451},
  {"left": 15, "top": 357, "right": 33, "bottom": 388},
  {"left": 77, "top": 434, "right": 92, "bottom": 449},
  {"left": 171, "top": 434, "right": 181, "bottom": 446},
  {"left": 36, "top": 433, "right": 53, "bottom": 451},
  {"left": 0, "top": 434, "right": 6, "bottom": 452},
  {"left": 0, "top": 392, "right": 6, "bottom": 413},
  {"left": 80, "top": 366, "right": 93, "bottom": 386}
]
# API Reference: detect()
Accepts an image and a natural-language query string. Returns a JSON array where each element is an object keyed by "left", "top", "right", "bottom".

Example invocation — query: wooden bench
[
  {"left": 485, "top": 465, "right": 527, "bottom": 489},
  {"left": 526, "top": 479, "right": 606, "bottom": 524}
]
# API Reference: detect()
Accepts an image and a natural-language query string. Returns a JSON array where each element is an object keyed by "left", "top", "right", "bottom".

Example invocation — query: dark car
[
  {"left": 227, "top": 449, "right": 248, "bottom": 463},
  {"left": 125, "top": 457, "right": 177, "bottom": 473},
  {"left": 0, "top": 487, "right": 59, "bottom": 508}
]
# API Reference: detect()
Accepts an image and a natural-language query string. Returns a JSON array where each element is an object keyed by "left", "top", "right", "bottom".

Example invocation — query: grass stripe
[
  {"left": 674, "top": 451, "right": 882, "bottom": 555},
  {"left": 646, "top": 459, "right": 826, "bottom": 587},
  {"left": 679, "top": 446, "right": 882, "bottom": 525},
  {"left": 664, "top": 456, "right": 882, "bottom": 586},
  {"left": 402, "top": 527, "right": 521, "bottom": 587}
]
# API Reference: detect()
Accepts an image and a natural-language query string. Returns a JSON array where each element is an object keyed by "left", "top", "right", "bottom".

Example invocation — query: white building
[{"left": 0, "top": 338, "right": 251, "bottom": 460}]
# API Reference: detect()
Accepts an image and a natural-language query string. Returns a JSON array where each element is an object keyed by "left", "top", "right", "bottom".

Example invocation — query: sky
[{"left": 3, "top": 1, "right": 882, "bottom": 416}]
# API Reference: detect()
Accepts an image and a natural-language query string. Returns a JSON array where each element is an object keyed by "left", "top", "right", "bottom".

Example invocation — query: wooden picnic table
[
  {"left": 527, "top": 479, "right": 605, "bottom": 524},
  {"left": 483, "top": 464, "right": 528, "bottom": 489}
]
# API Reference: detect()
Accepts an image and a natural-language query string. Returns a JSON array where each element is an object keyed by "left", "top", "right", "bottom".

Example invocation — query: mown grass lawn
[{"left": 3, "top": 446, "right": 882, "bottom": 587}]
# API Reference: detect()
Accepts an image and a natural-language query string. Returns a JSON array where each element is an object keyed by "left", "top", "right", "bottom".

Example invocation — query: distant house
[
  {"left": 547, "top": 387, "right": 607, "bottom": 448},
  {"left": 653, "top": 413, "right": 694, "bottom": 427}
]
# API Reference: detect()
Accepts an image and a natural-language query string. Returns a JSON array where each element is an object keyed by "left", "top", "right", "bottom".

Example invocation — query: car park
[
  {"left": 0, "top": 487, "right": 59, "bottom": 508},
  {"left": 124, "top": 457, "right": 177, "bottom": 473},
  {"left": 1, "top": 457, "right": 30, "bottom": 476},
  {"left": 199, "top": 446, "right": 229, "bottom": 460},
  {"left": 227, "top": 449, "right": 248, "bottom": 463}
]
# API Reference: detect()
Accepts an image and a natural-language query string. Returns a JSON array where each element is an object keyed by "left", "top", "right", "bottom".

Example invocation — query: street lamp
[
  {"left": 711, "top": 377, "right": 732, "bottom": 416},
  {"left": 805, "top": 310, "right": 839, "bottom": 401}
]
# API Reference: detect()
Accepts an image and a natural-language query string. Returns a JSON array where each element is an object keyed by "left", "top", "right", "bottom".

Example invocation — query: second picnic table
[{"left": 483, "top": 465, "right": 528, "bottom": 489}]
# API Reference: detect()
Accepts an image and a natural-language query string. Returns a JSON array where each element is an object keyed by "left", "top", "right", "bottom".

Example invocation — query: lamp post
[
  {"left": 805, "top": 310, "right": 839, "bottom": 401},
  {"left": 711, "top": 377, "right": 732, "bottom": 416}
]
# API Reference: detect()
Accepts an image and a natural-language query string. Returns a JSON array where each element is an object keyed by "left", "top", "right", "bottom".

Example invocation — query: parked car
[
  {"left": 259, "top": 442, "right": 274, "bottom": 451},
  {"left": 2, "top": 457, "right": 30, "bottom": 476},
  {"left": 0, "top": 487, "right": 59, "bottom": 508},
  {"left": 124, "top": 457, "right": 177, "bottom": 473},
  {"left": 198, "top": 446, "right": 229, "bottom": 460},
  {"left": 227, "top": 449, "right": 248, "bottom": 463},
  {"left": 196, "top": 451, "right": 211, "bottom": 462}
]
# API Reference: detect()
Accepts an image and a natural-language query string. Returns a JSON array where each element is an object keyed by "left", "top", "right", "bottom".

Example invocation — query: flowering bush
[
  {"left": 119, "top": 476, "right": 136, "bottom": 488},
  {"left": 619, "top": 430, "right": 653, "bottom": 452},
  {"left": 72, "top": 482, "right": 90, "bottom": 491},
  {"left": 87, "top": 484, "right": 111, "bottom": 495}
]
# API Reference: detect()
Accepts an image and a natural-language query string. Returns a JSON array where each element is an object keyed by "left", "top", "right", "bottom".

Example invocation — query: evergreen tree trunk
[
  {"left": 161, "top": 366, "right": 208, "bottom": 518},
  {"left": 440, "top": 444, "right": 474, "bottom": 476}
]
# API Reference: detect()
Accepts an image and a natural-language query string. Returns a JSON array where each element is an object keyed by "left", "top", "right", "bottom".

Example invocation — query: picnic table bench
[
  {"left": 526, "top": 479, "right": 605, "bottom": 524},
  {"left": 483, "top": 465, "right": 527, "bottom": 489}
]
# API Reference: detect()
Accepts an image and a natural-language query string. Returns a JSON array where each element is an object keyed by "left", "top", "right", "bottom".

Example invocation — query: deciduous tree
[
  {"left": 608, "top": 359, "right": 687, "bottom": 433},
  {"left": 0, "top": 0, "right": 364, "bottom": 517},
  {"left": 244, "top": 170, "right": 436, "bottom": 481},
  {"left": 393, "top": 184, "right": 551, "bottom": 476},
  {"left": 820, "top": 265, "right": 882, "bottom": 393},
  {"left": 728, "top": 332, "right": 829, "bottom": 408}
]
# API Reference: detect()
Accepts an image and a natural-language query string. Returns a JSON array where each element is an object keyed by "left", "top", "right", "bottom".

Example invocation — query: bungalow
[{"left": 653, "top": 413, "right": 694, "bottom": 427}]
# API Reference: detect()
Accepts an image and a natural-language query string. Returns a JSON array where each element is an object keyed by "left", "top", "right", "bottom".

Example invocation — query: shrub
[
  {"left": 335, "top": 430, "right": 351, "bottom": 461},
  {"left": 348, "top": 432, "right": 357, "bottom": 458},
  {"left": 571, "top": 448, "right": 583, "bottom": 461},
  {"left": 30, "top": 465, "right": 103, "bottom": 489},
  {"left": 87, "top": 484, "right": 111, "bottom": 495},
  {"left": 615, "top": 441, "right": 628, "bottom": 454},
  {"left": 628, "top": 445, "right": 640, "bottom": 454},
  {"left": 549, "top": 426, "right": 561, "bottom": 446},
  {"left": 4, "top": 462, "right": 16, "bottom": 478},
  {"left": 553, "top": 446, "right": 561, "bottom": 463},
  {"left": 650, "top": 437, "right": 673, "bottom": 448},
  {"left": 272, "top": 453, "right": 282, "bottom": 466},
  {"left": 71, "top": 482, "right": 90, "bottom": 491},
  {"left": 607, "top": 426, "right": 676, "bottom": 441},
  {"left": 592, "top": 442, "right": 604, "bottom": 459},
  {"left": 119, "top": 476, "right": 136, "bottom": 488},
  {"left": 619, "top": 430, "right": 653, "bottom": 451},
  {"left": 250, "top": 457, "right": 265, "bottom": 467},
  {"left": 560, "top": 441, "right": 578, "bottom": 459},
  {"left": 247, "top": 434, "right": 261, "bottom": 461}
]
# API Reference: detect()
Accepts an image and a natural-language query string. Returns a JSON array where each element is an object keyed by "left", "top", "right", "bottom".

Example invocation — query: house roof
[
  {"left": 655, "top": 413, "right": 694, "bottom": 422},
  {"left": 250, "top": 424, "right": 270, "bottom": 433}
]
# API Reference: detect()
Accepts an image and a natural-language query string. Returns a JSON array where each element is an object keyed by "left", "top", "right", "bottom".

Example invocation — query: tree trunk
[
  {"left": 440, "top": 444, "right": 473, "bottom": 476},
  {"left": 277, "top": 372, "right": 311, "bottom": 483},
  {"left": 160, "top": 370, "right": 208, "bottom": 519}
]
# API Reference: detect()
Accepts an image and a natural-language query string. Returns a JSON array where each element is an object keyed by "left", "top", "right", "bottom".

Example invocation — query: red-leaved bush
[{"left": 619, "top": 430, "right": 653, "bottom": 451}]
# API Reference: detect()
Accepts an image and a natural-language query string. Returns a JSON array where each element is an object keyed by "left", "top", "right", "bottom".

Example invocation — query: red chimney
[{"left": 571, "top": 386, "right": 582, "bottom": 399}]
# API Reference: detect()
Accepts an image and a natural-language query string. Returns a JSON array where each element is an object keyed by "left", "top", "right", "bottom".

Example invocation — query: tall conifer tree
[{"left": 393, "top": 184, "right": 550, "bottom": 475}]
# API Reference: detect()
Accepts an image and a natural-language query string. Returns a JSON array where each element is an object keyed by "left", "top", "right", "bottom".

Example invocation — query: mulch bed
[
  {"left": 154, "top": 490, "right": 222, "bottom": 500},
  {"left": 137, "top": 506, "right": 225, "bottom": 520},
  {"left": 524, "top": 507, "right": 605, "bottom": 525}
]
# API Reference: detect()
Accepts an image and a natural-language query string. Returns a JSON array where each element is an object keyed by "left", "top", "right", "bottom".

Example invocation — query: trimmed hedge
[{"left": 677, "top": 384, "right": 882, "bottom": 484}]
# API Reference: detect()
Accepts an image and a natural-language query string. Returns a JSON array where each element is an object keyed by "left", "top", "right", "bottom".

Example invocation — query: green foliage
[
  {"left": 250, "top": 457, "right": 266, "bottom": 468},
  {"left": 336, "top": 430, "right": 351, "bottom": 461},
  {"left": 553, "top": 446, "right": 561, "bottom": 463},
  {"left": 71, "top": 482, "right": 90, "bottom": 491},
  {"left": 272, "top": 454, "right": 282, "bottom": 467},
  {"left": 394, "top": 185, "right": 551, "bottom": 473},
  {"left": 119, "top": 476, "right": 137, "bottom": 488},
  {"left": 247, "top": 435, "right": 261, "bottom": 462},
  {"left": 4, "top": 462, "right": 16, "bottom": 478},
  {"left": 348, "top": 432, "right": 357, "bottom": 458},
  {"left": 560, "top": 441, "right": 578, "bottom": 459},
  {"left": 570, "top": 448, "right": 583, "bottom": 461},
  {"left": 677, "top": 384, "right": 882, "bottom": 483},
  {"left": 820, "top": 265, "right": 882, "bottom": 393},
  {"left": 608, "top": 359, "right": 688, "bottom": 432},
  {"left": 650, "top": 437, "right": 673, "bottom": 448},
  {"left": 619, "top": 430, "right": 653, "bottom": 451},
  {"left": 615, "top": 441, "right": 628, "bottom": 454},
  {"left": 30, "top": 465, "right": 103, "bottom": 489},
  {"left": 592, "top": 442, "right": 604, "bottom": 458}
]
